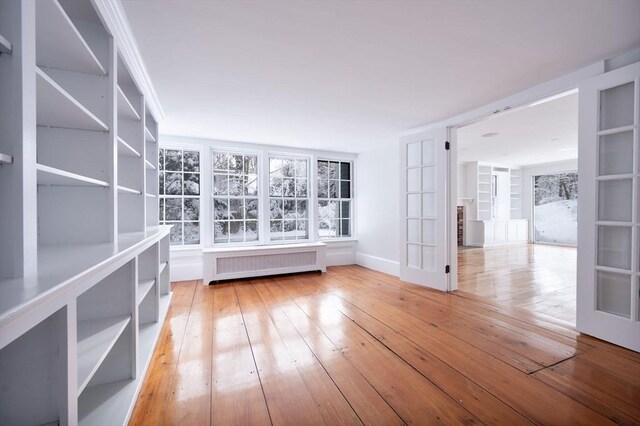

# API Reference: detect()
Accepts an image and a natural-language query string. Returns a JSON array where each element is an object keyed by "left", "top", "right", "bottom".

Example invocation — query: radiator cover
[{"left": 202, "top": 242, "right": 327, "bottom": 284}]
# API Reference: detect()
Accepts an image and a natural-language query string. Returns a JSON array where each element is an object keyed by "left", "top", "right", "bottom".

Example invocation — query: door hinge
[
  {"left": 445, "top": 141, "right": 450, "bottom": 150},
  {"left": 445, "top": 265, "right": 450, "bottom": 274}
]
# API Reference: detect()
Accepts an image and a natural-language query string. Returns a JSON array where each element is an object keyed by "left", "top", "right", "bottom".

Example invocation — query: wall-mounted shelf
[
  {"left": 0, "top": 153, "right": 13, "bottom": 164},
  {"left": 145, "top": 127, "right": 156, "bottom": 143},
  {"left": 35, "top": 0, "right": 105, "bottom": 75},
  {"left": 36, "top": 68, "right": 108, "bottom": 131},
  {"left": 117, "top": 185, "right": 142, "bottom": 195},
  {"left": 0, "top": 34, "right": 11, "bottom": 53},
  {"left": 145, "top": 193, "right": 156, "bottom": 198},
  {"left": 77, "top": 315, "right": 131, "bottom": 394},
  {"left": 117, "top": 137, "right": 141, "bottom": 158},
  {"left": 137, "top": 279, "right": 155, "bottom": 305},
  {"left": 117, "top": 86, "right": 140, "bottom": 121},
  {"left": 37, "top": 164, "right": 109, "bottom": 187},
  {"left": 145, "top": 160, "right": 156, "bottom": 170}
]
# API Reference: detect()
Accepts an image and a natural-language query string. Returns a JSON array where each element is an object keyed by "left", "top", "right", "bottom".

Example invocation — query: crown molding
[{"left": 93, "top": 0, "right": 165, "bottom": 122}]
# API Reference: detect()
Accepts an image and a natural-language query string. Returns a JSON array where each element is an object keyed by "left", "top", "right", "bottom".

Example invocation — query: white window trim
[
  {"left": 316, "top": 158, "right": 356, "bottom": 240},
  {"left": 159, "top": 143, "right": 204, "bottom": 248}
]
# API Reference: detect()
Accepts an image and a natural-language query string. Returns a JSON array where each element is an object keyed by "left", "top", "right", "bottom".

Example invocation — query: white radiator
[{"left": 202, "top": 242, "right": 327, "bottom": 284}]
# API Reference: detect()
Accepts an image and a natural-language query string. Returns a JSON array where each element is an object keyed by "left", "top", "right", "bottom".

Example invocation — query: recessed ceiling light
[{"left": 481, "top": 132, "right": 499, "bottom": 138}]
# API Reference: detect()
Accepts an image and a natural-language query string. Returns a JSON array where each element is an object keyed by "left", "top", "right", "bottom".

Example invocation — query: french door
[
  {"left": 577, "top": 62, "right": 640, "bottom": 351},
  {"left": 399, "top": 127, "right": 449, "bottom": 291}
]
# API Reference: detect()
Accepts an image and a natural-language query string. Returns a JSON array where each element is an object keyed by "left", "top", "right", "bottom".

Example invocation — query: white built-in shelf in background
[
  {"left": 117, "top": 185, "right": 142, "bottom": 195},
  {"left": 117, "top": 86, "right": 140, "bottom": 121},
  {"left": 36, "top": 68, "right": 108, "bottom": 131},
  {"left": 117, "top": 137, "right": 141, "bottom": 158},
  {"left": 137, "top": 279, "right": 155, "bottom": 305},
  {"left": 37, "top": 164, "right": 109, "bottom": 187},
  {"left": 145, "top": 193, "right": 156, "bottom": 198},
  {"left": 76, "top": 315, "right": 131, "bottom": 394},
  {"left": 145, "top": 127, "right": 156, "bottom": 142},
  {"left": 0, "top": 34, "right": 11, "bottom": 53},
  {"left": 144, "top": 160, "right": 156, "bottom": 170},
  {"left": 35, "top": 0, "right": 105, "bottom": 75},
  {"left": 0, "top": 153, "right": 13, "bottom": 164}
]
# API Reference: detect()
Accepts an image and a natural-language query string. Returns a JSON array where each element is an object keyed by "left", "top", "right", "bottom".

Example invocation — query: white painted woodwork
[
  {"left": 577, "top": 61, "right": 640, "bottom": 352},
  {"left": 203, "top": 242, "right": 327, "bottom": 284},
  {"left": 0, "top": 34, "right": 11, "bottom": 53},
  {"left": 37, "top": 163, "right": 110, "bottom": 187},
  {"left": 0, "top": 153, "right": 13, "bottom": 164},
  {"left": 465, "top": 219, "right": 529, "bottom": 247},
  {"left": 118, "top": 137, "right": 141, "bottom": 157},
  {"left": 117, "top": 85, "right": 141, "bottom": 121}
]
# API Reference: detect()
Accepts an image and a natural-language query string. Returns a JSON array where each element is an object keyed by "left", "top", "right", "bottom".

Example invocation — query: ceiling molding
[{"left": 93, "top": 0, "right": 165, "bottom": 122}]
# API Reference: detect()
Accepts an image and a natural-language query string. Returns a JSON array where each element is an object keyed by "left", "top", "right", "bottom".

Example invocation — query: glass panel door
[{"left": 576, "top": 62, "right": 640, "bottom": 351}]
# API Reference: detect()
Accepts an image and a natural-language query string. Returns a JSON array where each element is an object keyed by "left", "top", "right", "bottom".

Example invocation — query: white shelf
[
  {"left": 37, "top": 164, "right": 109, "bottom": 187},
  {"left": 145, "top": 127, "right": 156, "bottom": 143},
  {"left": 0, "top": 34, "right": 11, "bottom": 53},
  {"left": 159, "top": 261, "right": 168, "bottom": 275},
  {"left": 77, "top": 315, "right": 131, "bottom": 394},
  {"left": 145, "top": 193, "right": 156, "bottom": 198},
  {"left": 145, "top": 160, "right": 156, "bottom": 170},
  {"left": 77, "top": 294, "right": 171, "bottom": 426},
  {"left": 35, "top": 0, "right": 105, "bottom": 75},
  {"left": 36, "top": 67, "right": 108, "bottom": 131},
  {"left": 117, "top": 137, "right": 141, "bottom": 158},
  {"left": 137, "top": 278, "right": 155, "bottom": 305},
  {"left": 117, "top": 86, "right": 140, "bottom": 121},
  {"left": 118, "top": 185, "right": 142, "bottom": 195},
  {"left": 0, "top": 153, "right": 13, "bottom": 164}
]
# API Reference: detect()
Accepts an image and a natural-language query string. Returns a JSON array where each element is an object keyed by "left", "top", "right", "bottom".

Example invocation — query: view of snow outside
[
  {"left": 269, "top": 157, "right": 309, "bottom": 241},
  {"left": 533, "top": 172, "right": 578, "bottom": 245},
  {"left": 159, "top": 149, "right": 200, "bottom": 245},
  {"left": 318, "top": 160, "right": 351, "bottom": 238}
]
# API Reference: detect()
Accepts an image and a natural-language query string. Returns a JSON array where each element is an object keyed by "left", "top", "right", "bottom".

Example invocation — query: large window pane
[
  {"left": 318, "top": 160, "right": 352, "bottom": 238},
  {"left": 270, "top": 157, "right": 309, "bottom": 240},
  {"left": 533, "top": 172, "right": 578, "bottom": 245}
]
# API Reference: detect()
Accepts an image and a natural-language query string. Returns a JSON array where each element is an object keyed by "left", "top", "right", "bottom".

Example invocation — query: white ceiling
[
  {"left": 457, "top": 92, "right": 578, "bottom": 167},
  {"left": 121, "top": 0, "right": 640, "bottom": 154}
]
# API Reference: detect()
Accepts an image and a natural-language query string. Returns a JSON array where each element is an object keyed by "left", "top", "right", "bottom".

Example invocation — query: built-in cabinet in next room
[{"left": 459, "top": 162, "right": 529, "bottom": 247}]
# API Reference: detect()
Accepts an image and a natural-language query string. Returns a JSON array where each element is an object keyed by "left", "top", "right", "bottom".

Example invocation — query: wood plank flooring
[
  {"left": 129, "top": 265, "right": 639, "bottom": 426},
  {"left": 457, "top": 244, "right": 577, "bottom": 324}
]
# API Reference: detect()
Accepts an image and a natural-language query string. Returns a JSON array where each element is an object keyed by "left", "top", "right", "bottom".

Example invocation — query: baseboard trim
[{"left": 355, "top": 252, "right": 399, "bottom": 276}]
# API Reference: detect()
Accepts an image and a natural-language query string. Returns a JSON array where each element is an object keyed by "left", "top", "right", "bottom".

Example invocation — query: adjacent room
[
  {"left": 0, "top": 1, "right": 639, "bottom": 425},
  {"left": 456, "top": 91, "right": 579, "bottom": 324}
]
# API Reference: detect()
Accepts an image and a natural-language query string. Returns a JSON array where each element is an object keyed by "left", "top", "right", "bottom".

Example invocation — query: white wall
[
  {"left": 521, "top": 159, "right": 578, "bottom": 240},
  {"left": 457, "top": 164, "right": 468, "bottom": 204},
  {"left": 355, "top": 141, "right": 400, "bottom": 276}
]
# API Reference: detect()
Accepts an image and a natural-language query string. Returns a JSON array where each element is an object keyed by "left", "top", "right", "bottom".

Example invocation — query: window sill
[{"left": 203, "top": 241, "right": 326, "bottom": 254}]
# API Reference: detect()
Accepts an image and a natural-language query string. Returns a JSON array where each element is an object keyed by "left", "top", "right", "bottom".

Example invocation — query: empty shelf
[
  {"left": 117, "top": 137, "right": 141, "bottom": 158},
  {"left": 0, "top": 34, "right": 11, "bottom": 53},
  {"left": 36, "top": 67, "right": 108, "bottom": 131},
  {"left": 145, "top": 193, "right": 156, "bottom": 198},
  {"left": 35, "top": 0, "right": 105, "bottom": 75},
  {"left": 0, "top": 153, "right": 13, "bottom": 164},
  {"left": 145, "top": 127, "right": 156, "bottom": 142},
  {"left": 117, "top": 86, "right": 140, "bottom": 121},
  {"left": 145, "top": 160, "right": 156, "bottom": 170},
  {"left": 77, "top": 315, "right": 131, "bottom": 394},
  {"left": 117, "top": 185, "right": 142, "bottom": 195},
  {"left": 137, "top": 279, "right": 155, "bottom": 305},
  {"left": 159, "top": 261, "right": 168, "bottom": 275},
  {"left": 37, "top": 164, "right": 109, "bottom": 187}
]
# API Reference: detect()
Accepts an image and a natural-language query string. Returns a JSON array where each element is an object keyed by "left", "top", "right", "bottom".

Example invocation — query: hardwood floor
[
  {"left": 457, "top": 243, "right": 577, "bottom": 324},
  {"left": 130, "top": 265, "right": 639, "bottom": 426}
]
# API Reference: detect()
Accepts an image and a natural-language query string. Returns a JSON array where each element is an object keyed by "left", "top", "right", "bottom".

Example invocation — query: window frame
[
  {"left": 158, "top": 144, "right": 203, "bottom": 248},
  {"left": 317, "top": 158, "right": 354, "bottom": 240}
]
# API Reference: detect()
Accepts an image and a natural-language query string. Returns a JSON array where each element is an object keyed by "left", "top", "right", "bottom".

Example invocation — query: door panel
[
  {"left": 400, "top": 128, "right": 448, "bottom": 291},
  {"left": 577, "top": 62, "right": 640, "bottom": 351}
]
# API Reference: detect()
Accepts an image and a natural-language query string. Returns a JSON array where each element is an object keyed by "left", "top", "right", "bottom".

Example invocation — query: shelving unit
[
  {"left": 510, "top": 169, "right": 522, "bottom": 219},
  {"left": 0, "top": 1, "right": 169, "bottom": 425}
]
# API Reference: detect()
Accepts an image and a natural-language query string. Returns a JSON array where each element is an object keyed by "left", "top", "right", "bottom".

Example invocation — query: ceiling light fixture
[{"left": 481, "top": 132, "right": 499, "bottom": 138}]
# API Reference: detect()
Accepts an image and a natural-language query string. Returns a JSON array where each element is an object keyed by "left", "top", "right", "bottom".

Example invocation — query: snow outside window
[
  {"left": 159, "top": 148, "right": 201, "bottom": 245},
  {"left": 318, "top": 160, "right": 352, "bottom": 238},
  {"left": 269, "top": 157, "right": 309, "bottom": 241},
  {"left": 533, "top": 171, "right": 578, "bottom": 245},
  {"left": 213, "top": 152, "right": 259, "bottom": 244}
]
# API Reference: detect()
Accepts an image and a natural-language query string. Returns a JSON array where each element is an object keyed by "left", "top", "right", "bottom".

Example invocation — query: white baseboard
[{"left": 355, "top": 252, "right": 399, "bottom": 276}]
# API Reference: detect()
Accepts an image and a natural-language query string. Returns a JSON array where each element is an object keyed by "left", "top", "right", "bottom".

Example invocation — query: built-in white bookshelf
[
  {"left": 0, "top": 1, "right": 169, "bottom": 425},
  {"left": 510, "top": 169, "right": 522, "bottom": 219}
]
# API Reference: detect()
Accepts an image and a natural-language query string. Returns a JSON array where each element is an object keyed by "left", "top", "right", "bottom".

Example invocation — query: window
[
  {"left": 533, "top": 171, "right": 578, "bottom": 245},
  {"left": 269, "top": 157, "right": 309, "bottom": 241},
  {"left": 159, "top": 148, "right": 201, "bottom": 245},
  {"left": 318, "top": 160, "right": 352, "bottom": 238},
  {"left": 213, "top": 151, "right": 259, "bottom": 243}
]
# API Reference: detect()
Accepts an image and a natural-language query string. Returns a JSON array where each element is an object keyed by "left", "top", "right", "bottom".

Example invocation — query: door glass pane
[
  {"left": 407, "top": 244, "right": 420, "bottom": 268},
  {"left": 407, "top": 142, "right": 420, "bottom": 167},
  {"left": 596, "top": 271, "right": 631, "bottom": 318},
  {"left": 599, "top": 82, "right": 634, "bottom": 131},
  {"left": 598, "top": 179, "right": 632, "bottom": 222},
  {"left": 407, "top": 168, "right": 420, "bottom": 192},
  {"left": 408, "top": 194, "right": 420, "bottom": 217},
  {"left": 599, "top": 131, "right": 633, "bottom": 176},
  {"left": 407, "top": 219, "right": 420, "bottom": 243},
  {"left": 422, "top": 219, "right": 435, "bottom": 244},
  {"left": 422, "top": 166, "right": 435, "bottom": 192},
  {"left": 422, "top": 193, "right": 435, "bottom": 218},
  {"left": 422, "top": 139, "right": 435, "bottom": 165},
  {"left": 597, "top": 226, "right": 632, "bottom": 270},
  {"left": 422, "top": 246, "right": 436, "bottom": 271}
]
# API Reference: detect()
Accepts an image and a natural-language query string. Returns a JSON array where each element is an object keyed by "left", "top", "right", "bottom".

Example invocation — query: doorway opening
[{"left": 452, "top": 90, "right": 578, "bottom": 325}]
